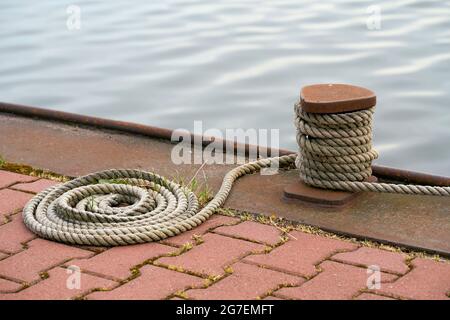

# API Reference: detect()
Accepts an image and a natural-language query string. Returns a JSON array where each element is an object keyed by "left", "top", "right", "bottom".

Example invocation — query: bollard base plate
[{"left": 283, "top": 177, "right": 377, "bottom": 207}]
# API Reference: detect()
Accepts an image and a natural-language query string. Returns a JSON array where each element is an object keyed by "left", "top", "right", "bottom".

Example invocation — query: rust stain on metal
[
  {"left": 0, "top": 102, "right": 291, "bottom": 159},
  {"left": 372, "top": 165, "right": 450, "bottom": 187},
  {"left": 300, "top": 83, "right": 376, "bottom": 114}
]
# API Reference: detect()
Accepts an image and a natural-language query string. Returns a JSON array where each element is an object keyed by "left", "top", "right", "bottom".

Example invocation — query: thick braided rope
[
  {"left": 23, "top": 155, "right": 296, "bottom": 246},
  {"left": 295, "top": 102, "right": 450, "bottom": 196}
]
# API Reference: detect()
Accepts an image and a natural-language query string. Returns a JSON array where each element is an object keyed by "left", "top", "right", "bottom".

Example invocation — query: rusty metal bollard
[{"left": 284, "top": 84, "right": 377, "bottom": 206}]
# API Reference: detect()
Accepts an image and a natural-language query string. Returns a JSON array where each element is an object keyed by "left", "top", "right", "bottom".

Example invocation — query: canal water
[{"left": 1, "top": 0, "right": 449, "bottom": 175}]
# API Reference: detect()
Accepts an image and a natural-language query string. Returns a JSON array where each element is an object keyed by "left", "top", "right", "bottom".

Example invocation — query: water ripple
[{"left": 0, "top": 0, "right": 449, "bottom": 175}]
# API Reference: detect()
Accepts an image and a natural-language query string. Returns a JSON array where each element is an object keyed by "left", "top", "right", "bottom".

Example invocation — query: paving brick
[
  {"left": 0, "top": 278, "right": 22, "bottom": 293},
  {"left": 1, "top": 267, "right": 116, "bottom": 300},
  {"left": 376, "top": 258, "right": 450, "bottom": 300},
  {"left": 0, "top": 238, "right": 93, "bottom": 283},
  {"left": 11, "top": 179, "right": 59, "bottom": 193},
  {"left": 214, "top": 221, "right": 282, "bottom": 245},
  {"left": 0, "top": 189, "right": 33, "bottom": 223},
  {"left": 332, "top": 247, "right": 409, "bottom": 275},
  {"left": 275, "top": 261, "right": 397, "bottom": 300},
  {"left": 156, "top": 233, "right": 264, "bottom": 277},
  {"left": 161, "top": 215, "right": 240, "bottom": 247},
  {"left": 263, "top": 296, "right": 283, "bottom": 300},
  {"left": 0, "top": 171, "right": 37, "bottom": 189},
  {"left": 68, "top": 243, "right": 175, "bottom": 280},
  {"left": 244, "top": 231, "right": 357, "bottom": 277},
  {"left": 186, "top": 262, "right": 303, "bottom": 300},
  {"left": 0, "top": 213, "right": 36, "bottom": 253},
  {"left": 356, "top": 293, "right": 395, "bottom": 300},
  {"left": 87, "top": 265, "right": 203, "bottom": 300}
]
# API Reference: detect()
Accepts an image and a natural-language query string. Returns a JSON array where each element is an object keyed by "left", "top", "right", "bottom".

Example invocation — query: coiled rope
[
  {"left": 22, "top": 156, "right": 295, "bottom": 246},
  {"left": 23, "top": 102, "right": 449, "bottom": 246}
]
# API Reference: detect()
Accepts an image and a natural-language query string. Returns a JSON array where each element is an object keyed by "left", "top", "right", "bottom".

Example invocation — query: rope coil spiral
[
  {"left": 22, "top": 156, "right": 295, "bottom": 246},
  {"left": 22, "top": 101, "right": 449, "bottom": 246}
]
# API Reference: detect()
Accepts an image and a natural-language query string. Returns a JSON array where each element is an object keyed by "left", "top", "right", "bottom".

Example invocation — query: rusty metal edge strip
[
  {"left": 294, "top": 219, "right": 450, "bottom": 257},
  {"left": 1, "top": 101, "right": 449, "bottom": 186}
]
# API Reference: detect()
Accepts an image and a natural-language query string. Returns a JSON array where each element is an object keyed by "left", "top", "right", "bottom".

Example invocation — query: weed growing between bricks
[
  {"left": 0, "top": 158, "right": 72, "bottom": 183},
  {"left": 160, "top": 230, "right": 298, "bottom": 300},
  {"left": 1, "top": 209, "right": 21, "bottom": 225},
  {"left": 217, "top": 208, "right": 449, "bottom": 263},
  {"left": 153, "top": 229, "right": 288, "bottom": 300},
  {"left": 75, "top": 251, "right": 175, "bottom": 299},
  {"left": 77, "top": 242, "right": 207, "bottom": 300},
  {"left": 167, "top": 264, "right": 235, "bottom": 300}
]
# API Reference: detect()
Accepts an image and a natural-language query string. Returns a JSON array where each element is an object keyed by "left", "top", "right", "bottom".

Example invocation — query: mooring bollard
[{"left": 284, "top": 84, "right": 378, "bottom": 206}]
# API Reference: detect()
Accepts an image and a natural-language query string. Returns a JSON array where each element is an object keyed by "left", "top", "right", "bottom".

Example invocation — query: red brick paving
[
  {"left": 332, "top": 247, "right": 409, "bottom": 275},
  {"left": 0, "top": 238, "right": 93, "bottom": 283},
  {"left": 156, "top": 233, "right": 264, "bottom": 277},
  {"left": 0, "top": 169, "right": 449, "bottom": 300},
  {"left": 68, "top": 243, "right": 176, "bottom": 280},
  {"left": 161, "top": 215, "right": 240, "bottom": 247},
  {"left": 375, "top": 258, "right": 450, "bottom": 300},
  {"left": 185, "top": 262, "right": 303, "bottom": 300},
  {"left": 355, "top": 293, "right": 395, "bottom": 300},
  {"left": 214, "top": 220, "right": 282, "bottom": 245},
  {"left": 1, "top": 267, "right": 117, "bottom": 300},
  {"left": 87, "top": 265, "right": 204, "bottom": 300},
  {"left": 243, "top": 231, "right": 357, "bottom": 278},
  {"left": 263, "top": 296, "right": 283, "bottom": 300},
  {"left": 0, "top": 278, "right": 22, "bottom": 293},
  {"left": 0, "top": 213, "right": 36, "bottom": 253},
  {"left": 11, "top": 179, "right": 58, "bottom": 193},
  {"left": 0, "top": 171, "right": 37, "bottom": 189},
  {"left": 275, "top": 261, "right": 397, "bottom": 300},
  {"left": 0, "top": 189, "right": 33, "bottom": 223}
]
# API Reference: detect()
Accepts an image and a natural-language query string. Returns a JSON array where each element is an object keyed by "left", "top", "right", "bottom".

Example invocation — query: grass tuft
[{"left": 0, "top": 161, "right": 71, "bottom": 182}]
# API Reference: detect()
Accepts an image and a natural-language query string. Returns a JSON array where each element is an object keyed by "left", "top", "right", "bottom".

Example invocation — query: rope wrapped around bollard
[{"left": 294, "top": 103, "right": 450, "bottom": 196}]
